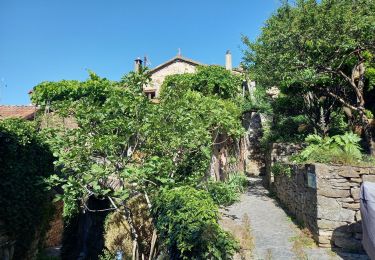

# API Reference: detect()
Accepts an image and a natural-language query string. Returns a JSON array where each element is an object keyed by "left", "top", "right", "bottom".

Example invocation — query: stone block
[
  {"left": 318, "top": 183, "right": 350, "bottom": 198},
  {"left": 330, "top": 180, "right": 352, "bottom": 189},
  {"left": 318, "top": 232, "right": 332, "bottom": 244},
  {"left": 338, "top": 167, "right": 362, "bottom": 178},
  {"left": 338, "top": 197, "right": 355, "bottom": 203},
  {"left": 318, "top": 196, "right": 355, "bottom": 222},
  {"left": 342, "top": 203, "right": 360, "bottom": 210},
  {"left": 319, "top": 242, "right": 332, "bottom": 248},
  {"left": 355, "top": 210, "right": 362, "bottom": 221},
  {"left": 350, "top": 177, "right": 362, "bottom": 183},
  {"left": 351, "top": 187, "right": 361, "bottom": 200},
  {"left": 317, "top": 219, "right": 347, "bottom": 230}
]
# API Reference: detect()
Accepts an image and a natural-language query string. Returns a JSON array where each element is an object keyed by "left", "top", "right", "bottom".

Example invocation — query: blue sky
[{"left": 0, "top": 0, "right": 280, "bottom": 104}]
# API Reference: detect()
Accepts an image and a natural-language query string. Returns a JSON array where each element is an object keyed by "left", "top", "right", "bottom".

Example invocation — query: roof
[
  {"left": 149, "top": 55, "right": 204, "bottom": 74},
  {"left": 0, "top": 105, "right": 38, "bottom": 120}
]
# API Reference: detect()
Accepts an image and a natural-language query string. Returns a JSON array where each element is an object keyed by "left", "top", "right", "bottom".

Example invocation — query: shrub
[
  {"left": 0, "top": 118, "right": 54, "bottom": 258},
  {"left": 206, "top": 181, "right": 239, "bottom": 206},
  {"left": 153, "top": 186, "right": 239, "bottom": 259},
  {"left": 271, "top": 163, "right": 292, "bottom": 177},
  {"left": 228, "top": 172, "right": 248, "bottom": 193},
  {"left": 205, "top": 172, "right": 248, "bottom": 206},
  {"left": 292, "top": 132, "right": 364, "bottom": 165}
]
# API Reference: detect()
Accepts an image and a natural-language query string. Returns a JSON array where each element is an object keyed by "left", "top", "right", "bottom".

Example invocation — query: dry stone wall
[
  {"left": 265, "top": 143, "right": 304, "bottom": 188},
  {"left": 274, "top": 163, "right": 375, "bottom": 252},
  {"left": 209, "top": 112, "right": 266, "bottom": 181}
]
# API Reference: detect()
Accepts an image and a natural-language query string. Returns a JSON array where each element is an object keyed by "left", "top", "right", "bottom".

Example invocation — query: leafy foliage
[
  {"left": 153, "top": 186, "right": 239, "bottom": 259},
  {"left": 161, "top": 65, "right": 242, "bottom": 99},
  {"left": 271, "top": 163, "right": 292, "bottom": 178},
  {"left": 241, "top": 87, "right": 272, "bottom": 114},
  {"left": 292, "top": 132, "right": 364, "bottom": 164},
  {"left": 31, "top": 66, "right": 245, "bottom": 258},
  {"left": 243, "top": 0, "right": 375, "bottom": 149},
  {"left": 0, "top": 118, "right": 54, "bottom": 258},
  {"left": 205, "top": 173, "right": 248, "bottom": 206}
]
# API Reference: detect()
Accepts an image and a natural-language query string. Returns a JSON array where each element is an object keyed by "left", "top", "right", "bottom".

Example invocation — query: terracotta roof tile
[{"left": 0, "top": 105, "right": 38, "bottom": 120}]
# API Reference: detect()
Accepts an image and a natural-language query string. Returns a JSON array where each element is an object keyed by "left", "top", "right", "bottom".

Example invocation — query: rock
[
  {"left": 318, "top": 183, "right": 351, "bottom": 198},
  {"left": 355, "top": 210, "right": 362, "bottom": 221},
  {"left": 318, "top": 231, "right": 333, "bottom": 242},
  {"left": 338, "top": 197, "right": 355, "bottom": 203},
  {"left": 342, "top": 203, "right": 360, "bottom": 210},
  {"left": 350, "top": 178, "right": 362, "bottom": 183},
  {"left": 338, "top": 167, "right": 362, "bottom": 178},
  {"left": 319, "top": 242, "right": 332, "bottom": 248},
  {"left": 318, "top": 196, "right": 355, "bottom": 222},
  {"left": 330, "top": 180, "right": 352, "bottom": 189},
  {"left": 317, "top": 219, "right": 347, "bottom": 230},
  {"left": 351, "top": 187, "right": 361, "bottom": 201}
]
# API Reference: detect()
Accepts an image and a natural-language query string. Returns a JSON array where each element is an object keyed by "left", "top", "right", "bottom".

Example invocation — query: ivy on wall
[{"left": 0, "top": 118, "right": 54, "bottom": 259}]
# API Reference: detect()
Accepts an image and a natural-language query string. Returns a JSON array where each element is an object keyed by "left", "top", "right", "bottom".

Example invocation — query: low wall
[
  {"left": 274, "top": 163, "right": 375, "bottom": 252},
  {"left": 264, "top": 143, "right": 303, "bottom": 188}
]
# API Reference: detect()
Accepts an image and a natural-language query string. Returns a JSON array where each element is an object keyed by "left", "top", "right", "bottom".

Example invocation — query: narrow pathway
[{"left": 220, "top": 177, "right": 369, "bottom": 260}]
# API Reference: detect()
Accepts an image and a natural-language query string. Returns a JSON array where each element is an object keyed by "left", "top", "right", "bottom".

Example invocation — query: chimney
[
  {"left": 225, "top": 50, "right": 232, "bottom": 71},
  {"left": 134, "top": 57, "right": 143, "bottom": 73}
]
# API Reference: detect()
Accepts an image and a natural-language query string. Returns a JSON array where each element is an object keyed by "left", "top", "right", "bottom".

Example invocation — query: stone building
[{"left": 133, "top": 51, "right": 255, "bottom": 99}]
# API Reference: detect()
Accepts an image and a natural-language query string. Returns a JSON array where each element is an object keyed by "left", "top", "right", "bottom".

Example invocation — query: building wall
[
  {"left": 208, "top": 112, "right": 266, "bottom": 181},
  {"left": 274, "top": 163, "right": 375, "bottom": 252},
  {"left": 147, "top": 61, "right": 197, "bottom": 96}
]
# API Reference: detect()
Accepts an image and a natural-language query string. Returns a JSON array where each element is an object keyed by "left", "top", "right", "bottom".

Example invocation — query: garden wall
[
  {"left": 274, "top": 163, "right": 375, "bottom": 252},
  {"left": 264, "top": 143, "right": 303, "bottom": 188},
  {"left": 209, "top": 111, "right": 266, "bottom": 181}
]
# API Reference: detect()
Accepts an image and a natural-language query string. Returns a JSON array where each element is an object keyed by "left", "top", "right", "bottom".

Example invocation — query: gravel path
[{"left": 220, "top": 177, "right": 369, "bottom": 260}]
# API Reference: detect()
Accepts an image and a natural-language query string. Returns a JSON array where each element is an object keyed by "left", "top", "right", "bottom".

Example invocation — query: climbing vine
[
  {"left": 0, "top": 118, "right": 54, "bottom": 259},
  {"left": 31, "top": 67, "right": 245, "bottom": 258}
]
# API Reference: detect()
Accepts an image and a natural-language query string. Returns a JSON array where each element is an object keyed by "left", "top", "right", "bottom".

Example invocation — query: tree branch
[{"left": 322, "top": 88, "right": 358, "bottom": 111}]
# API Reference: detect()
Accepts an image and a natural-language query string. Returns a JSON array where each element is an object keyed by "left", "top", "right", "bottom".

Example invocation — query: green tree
[
  {"left": 243, "top": 0, "right": 375, "bottom": 151},
  {"left": 31, "top": 67, "right": 244, "bottom": 259}
]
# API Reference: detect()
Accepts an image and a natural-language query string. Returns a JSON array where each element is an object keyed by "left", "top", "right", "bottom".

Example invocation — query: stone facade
[
  {"left": 209, "top": 112, "right": 266, "bottom": 180},
  {"left": 242, "top": 112, "right": 266, "bottom": 176},
  {"left": 147, "top": 57, "right": 198, "bottom": 97},
  {"left": 274, "top": 163, "right": 375, "bottom": 252}
]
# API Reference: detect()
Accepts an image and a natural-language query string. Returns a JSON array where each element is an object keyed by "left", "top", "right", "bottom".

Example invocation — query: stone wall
[
  {"left": 274, "top": 163, "right": 375, "bottom": 252},
  {"left": 242, "top": 112, "right": 266, "bottom": 176},
  {"left": 148, "top": 61, "right": 197, "bottom": 96},
  {"left": 264, "top": 143, "right": 304, "bottom": 188},
  {"left": 209, "top": 111, "right": 265, "bottom": 181}
]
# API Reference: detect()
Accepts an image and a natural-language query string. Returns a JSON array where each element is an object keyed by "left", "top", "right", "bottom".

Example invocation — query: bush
[
  {"left": 0, "top": 118, "right": 54, "bottom": 258},
  {"left": 291, "top": 132, "right": 364, "bottom": 165},
  {"left": 228, "top": 172, "right": 248, "bottom": 193},
  {"left": 206, "top": 181, "right": 239, "bottom": 206},
  {"left": 271, "top": 163, "right": 292, "bottom": 177},
  {"left": 153, "top": 186, "right": 239, "bottom": 259},
  {"left": 206, "top": 173, "right": 248, "bottom": 206}
]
